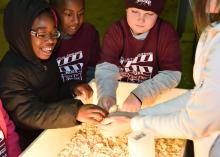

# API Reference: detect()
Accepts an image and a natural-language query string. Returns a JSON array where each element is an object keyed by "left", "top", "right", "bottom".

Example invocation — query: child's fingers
[
  {"left": 89, "top": 112, "right": 104, "bottom": 122},
  {"left": 100, "top": 117, "right": 115, "bottom": 125},
  {"left": 86, "top": 117, "right": 100, "bottom": 125},
  {"left": 91, "top": 108, "right": 108, "bottom": 117}
]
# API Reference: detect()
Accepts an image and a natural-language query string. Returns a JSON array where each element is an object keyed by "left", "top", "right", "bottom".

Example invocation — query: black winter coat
[{"left": 0, "top": 0, "right": 83, "bottom": 149}]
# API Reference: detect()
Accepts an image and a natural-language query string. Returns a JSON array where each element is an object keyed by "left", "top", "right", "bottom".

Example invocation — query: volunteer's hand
[
  {"left": 76, "top": 104, "right": 108, "bottom": 125},
  {"left": 73, "top": 83, "right": 93, "bottom": 103},
  {"left": 99, "top": 116, "right": 132, "bottom": 137},
  {"left": 108, "top": 111, "right": 138, "bottom": 118},
  {"left": 121, "top": 93, "right": 141, "bottom": 112},
  {"left": 98, "top": 96, "right": 116, "bottom": 111}
]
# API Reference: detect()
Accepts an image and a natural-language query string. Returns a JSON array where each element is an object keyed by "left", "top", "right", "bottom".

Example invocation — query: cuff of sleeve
[
  {"left": 76, "top": 99, "right": 83, "bottom": 108},
  {"left": 132, "top": 86, "right": 146, "bottom": 102},
  {"left": 75, "top": 100, "right": 84, "bottom": 124},
  {"left": 130, "top": 116, "right": 145, "bottom": 131},
  {"left": 131, "top": 92, "right": 142, "bottom": 104}
]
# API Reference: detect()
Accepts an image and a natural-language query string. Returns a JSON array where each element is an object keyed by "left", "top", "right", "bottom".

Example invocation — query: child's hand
[
  {"left": 99, "top": 116, "right": 132, "bottom": 137},
  {"left": 98, "top": 96, "right": 116, "bottom": 111},
  {"left": 73, "top": 83, "right": 93, "bottom": 103},
  {"left": 121, "top": 93, "right": 141, "bottom": 112},
  {"left": 76, "top": 104, "right": 108, "bottom": 125},
  {"left": 108, "top": 111, "right": 138, "bottom": 118}
]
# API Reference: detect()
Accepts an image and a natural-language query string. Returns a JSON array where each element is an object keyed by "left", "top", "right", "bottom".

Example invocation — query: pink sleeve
[{"left": 0, "top": 103, "right": 21, "bottom": 157}]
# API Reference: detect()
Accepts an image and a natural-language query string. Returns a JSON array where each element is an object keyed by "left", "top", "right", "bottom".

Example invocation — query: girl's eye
[{"left": 37, "top": 33, "right": 48, "bottom": 38}]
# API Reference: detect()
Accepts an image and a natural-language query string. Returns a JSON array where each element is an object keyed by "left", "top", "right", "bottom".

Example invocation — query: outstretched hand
[
  {"left": 76, "top": 104, "right": 108, "bottom": 125},
  {"left": 99, "top": 115, "right": 132, "bottom": 137}
]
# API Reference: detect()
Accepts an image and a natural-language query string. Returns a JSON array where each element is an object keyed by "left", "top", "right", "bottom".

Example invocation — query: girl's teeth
[{"left": 42, "top": 47, "right": 52, "bottom": 51}]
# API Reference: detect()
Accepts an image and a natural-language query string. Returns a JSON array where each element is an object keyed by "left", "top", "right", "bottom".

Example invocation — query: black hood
[{"left": 3, "top": 0, "right": 51, "bottom": 64}]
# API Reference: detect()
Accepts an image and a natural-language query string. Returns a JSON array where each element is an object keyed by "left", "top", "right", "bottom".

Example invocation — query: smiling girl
[{"left": 0, "top": 0, "right": 107, "bottom": 150}]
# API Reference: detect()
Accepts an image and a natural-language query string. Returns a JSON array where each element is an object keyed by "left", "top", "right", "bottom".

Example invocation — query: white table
[{"left": 20, "top": 81, "right": 187, "bottom": 157}]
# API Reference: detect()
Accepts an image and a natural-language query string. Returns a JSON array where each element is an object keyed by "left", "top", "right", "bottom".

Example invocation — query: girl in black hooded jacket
[{"left": 0, "top": 0, "right": 107, "bottom": 150}]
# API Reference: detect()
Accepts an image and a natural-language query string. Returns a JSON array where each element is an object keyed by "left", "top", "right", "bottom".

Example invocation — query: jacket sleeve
[
  {"left": 0, "top": 69, "right": 83, "bottom": 130},
  {"left": 0, "top": 103, "right": 21, "bottom": 157},
  {"left": 95, "top": 62, "right": 120, "bottom": 99},
  {"left": 131, "top": 32, "right": 220, "bottom": 140},
  {"left": 132, "top": 70, "right": 181, "bottom": 102},
  {"left": 138, "top": 91, "right": 190, "bottom": 116}
]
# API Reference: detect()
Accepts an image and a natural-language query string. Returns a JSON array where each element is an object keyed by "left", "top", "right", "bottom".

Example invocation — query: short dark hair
[
  {"left": 34, "top": 8, "right": 57, "bottom": 28},
  {"left": 50, "top": 0, "right": 63, "bottom": 9},
  {"left": 38, "top": 8, "right": 54, "bottom": 19},
  {"left": 50, "top": 0, "right": 85, "bottom": 10}
]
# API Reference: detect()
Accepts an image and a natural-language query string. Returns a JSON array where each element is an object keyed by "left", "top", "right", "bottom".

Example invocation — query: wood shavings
[
  {"left": 57, "top": 123, "right": 128, "bottom": 157},
  {"left": 155, "top": 138, "right": 185, "bottom": 157},
  {"left": 57, "top": 123, "right": 185, "bottom": 157}
]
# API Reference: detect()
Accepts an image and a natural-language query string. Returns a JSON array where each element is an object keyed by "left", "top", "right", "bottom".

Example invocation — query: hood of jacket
[{"left": 3, "top": 0, "right": 51, "bottom": 64}]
